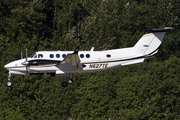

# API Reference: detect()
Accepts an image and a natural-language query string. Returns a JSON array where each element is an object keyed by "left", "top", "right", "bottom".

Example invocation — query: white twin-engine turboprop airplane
[{"left": 4, "top": 27, "right": 174, "bottom": 87}]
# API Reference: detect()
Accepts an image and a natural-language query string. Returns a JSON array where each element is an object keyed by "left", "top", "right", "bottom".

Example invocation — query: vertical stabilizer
[{"left": 132, "top": 27, "right": 174, "bottom": 55}]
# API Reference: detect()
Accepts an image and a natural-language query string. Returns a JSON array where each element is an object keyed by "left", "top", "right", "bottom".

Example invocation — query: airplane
[{"left": 4, "top": 27, "right": 174, "bottom": 87}]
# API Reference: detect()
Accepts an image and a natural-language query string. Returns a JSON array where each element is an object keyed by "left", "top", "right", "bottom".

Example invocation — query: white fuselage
[{"left": 4, "top": 47, "right": 144, "bottom": 76}]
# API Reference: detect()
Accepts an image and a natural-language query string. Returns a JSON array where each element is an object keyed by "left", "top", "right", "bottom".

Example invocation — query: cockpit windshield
[{"left": 30, "top": 53, "right": 36, "bottom": 58}]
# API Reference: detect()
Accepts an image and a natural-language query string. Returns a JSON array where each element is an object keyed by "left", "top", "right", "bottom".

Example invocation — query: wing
[{"left": 61, "top": 47, "right": 85, "bottom": 69}]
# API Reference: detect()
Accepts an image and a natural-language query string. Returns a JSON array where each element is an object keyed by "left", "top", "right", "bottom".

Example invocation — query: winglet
[{"left": 73, "top": 46, "right": 79, "bottom": 54}]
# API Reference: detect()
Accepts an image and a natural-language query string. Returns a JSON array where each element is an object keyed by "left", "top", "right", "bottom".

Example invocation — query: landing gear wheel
[
  {"left": 68, "top": 79, "right": 73, "bottom": 84},
  {"left": 6, "top": 81, "right": 12, "bottom": 87},
  {"left": 62, "top": 82, "right": 68, "bottom": 87}
]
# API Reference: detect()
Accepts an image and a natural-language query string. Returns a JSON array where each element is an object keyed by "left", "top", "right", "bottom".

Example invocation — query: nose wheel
[{"left": 6, "top": 81, "right": 12, "bottom": 87}]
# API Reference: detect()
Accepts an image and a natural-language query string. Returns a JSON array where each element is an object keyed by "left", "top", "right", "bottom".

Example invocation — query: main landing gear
[
  {"left": 62, "top": 74, "right": 73, "bottom": 87},
  {"left": 6, "top": 72, "right": 12, "bottom": 87}
]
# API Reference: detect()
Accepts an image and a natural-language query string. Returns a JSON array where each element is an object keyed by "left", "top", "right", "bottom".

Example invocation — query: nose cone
[
  {"left": 4, "top": 63, "right": 10, "bottom": 70},
  {"left": 4, "top": 59, "right": 26, "bottom": 70},
  {"left": 4, "top": 62, "right": 15, "bottom": 70}
]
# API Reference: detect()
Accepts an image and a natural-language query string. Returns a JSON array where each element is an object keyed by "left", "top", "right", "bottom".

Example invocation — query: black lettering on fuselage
[{"left": 89, "top": 63, "right": 108, "bottom": 68}]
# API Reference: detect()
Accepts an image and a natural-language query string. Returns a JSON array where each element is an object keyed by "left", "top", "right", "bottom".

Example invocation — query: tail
[{"left": 132, "top": 27, "right": 174, "bottom": 56}]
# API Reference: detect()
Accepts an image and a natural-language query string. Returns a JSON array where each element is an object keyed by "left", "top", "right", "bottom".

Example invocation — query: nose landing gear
[{"left": 6, "top": 72, "right": 12, "bottom": 87}]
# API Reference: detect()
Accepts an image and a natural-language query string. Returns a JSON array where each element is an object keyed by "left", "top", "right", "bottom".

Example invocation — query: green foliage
[{"left": 0, "top": 0, "right": 180, "bottom": 119}]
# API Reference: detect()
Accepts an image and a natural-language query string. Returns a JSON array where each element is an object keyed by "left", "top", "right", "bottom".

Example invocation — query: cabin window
[
  {"left": 86, "top": 54, "right": 90, "bottom": 58},
  {"left": 50, "top": 54, "right": 54, "bottom": 58},
  {"left": 106, "top": 54, "right": 111, "bottom": 58},
  {"left": 62, "top": 54, "right": 66, "bottom": 58},
  {"left": 80, "top": 54, "right": 84, "bottom": 58},
  {"left": 30, "top": 53, "right": 36, "bottom": 58},
  {"left": 56, "top": 54, "right": 60, "bottom": 58},
  {"left": 38, "top": 54, "right": 43, "bottom": 58}
]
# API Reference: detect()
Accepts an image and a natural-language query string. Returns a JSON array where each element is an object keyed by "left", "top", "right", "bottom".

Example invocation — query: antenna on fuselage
[{"left": 90, "top": 47, "right": 94, "bottom": 51}]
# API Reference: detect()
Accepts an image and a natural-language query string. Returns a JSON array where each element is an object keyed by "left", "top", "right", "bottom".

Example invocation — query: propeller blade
[
  {"left": 21, "top": 49, "right": 29, "bottom": 65},
  {"left": 21, "top": 51, "right": 23, "bottom": 59},
  {"left": 25, "top": 48, "right": 29, "bottom": 75},
  {"left": 26, "top": 48, "right": 28, "bottom": 62},
  {"left": 26, "top": 66, "right": 28, "bottom": 75}
]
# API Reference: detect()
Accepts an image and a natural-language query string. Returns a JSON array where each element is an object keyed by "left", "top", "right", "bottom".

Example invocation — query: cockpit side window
[
  {"left": 38, "top": 54, "right": 43, "bottom": 58},
  {"left": 30, "top": 53, "right": 36, "bottom": 58},
  {"left": 34, "top": 55, "right": 37, "bottom": 58}
]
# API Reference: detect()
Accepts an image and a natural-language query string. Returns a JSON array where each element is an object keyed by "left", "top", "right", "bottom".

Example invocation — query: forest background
[{"left": 0, "top": 0, "right": 180, "bottom": 119}]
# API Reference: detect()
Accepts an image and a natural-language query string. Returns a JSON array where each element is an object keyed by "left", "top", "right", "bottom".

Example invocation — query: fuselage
[{"left": 4, "top": 47, "right": 143, "bottom": 76}]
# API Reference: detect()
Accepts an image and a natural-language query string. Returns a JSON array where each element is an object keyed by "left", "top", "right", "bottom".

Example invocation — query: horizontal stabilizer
[{"left": 144, "top": 27, "right": 174, "bottom": 33}]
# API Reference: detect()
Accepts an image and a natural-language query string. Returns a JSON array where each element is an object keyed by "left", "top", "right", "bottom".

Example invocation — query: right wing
[{"left": 61, "top": 47, "right": 85, "bottom": 69}]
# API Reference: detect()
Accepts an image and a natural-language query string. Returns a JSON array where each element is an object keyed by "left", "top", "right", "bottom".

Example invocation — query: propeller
[
  {"left": 25, "top": 48, "right": 29, "bottom": 75},
  {"left": 26, "top": 48, "right": 28, "bottom": 62},
  {"left": 21, "top": 51, "right": 23, "bottom": 59},
  {"left": 21, "top": 48, "right": 29, "bottom": 75}
]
